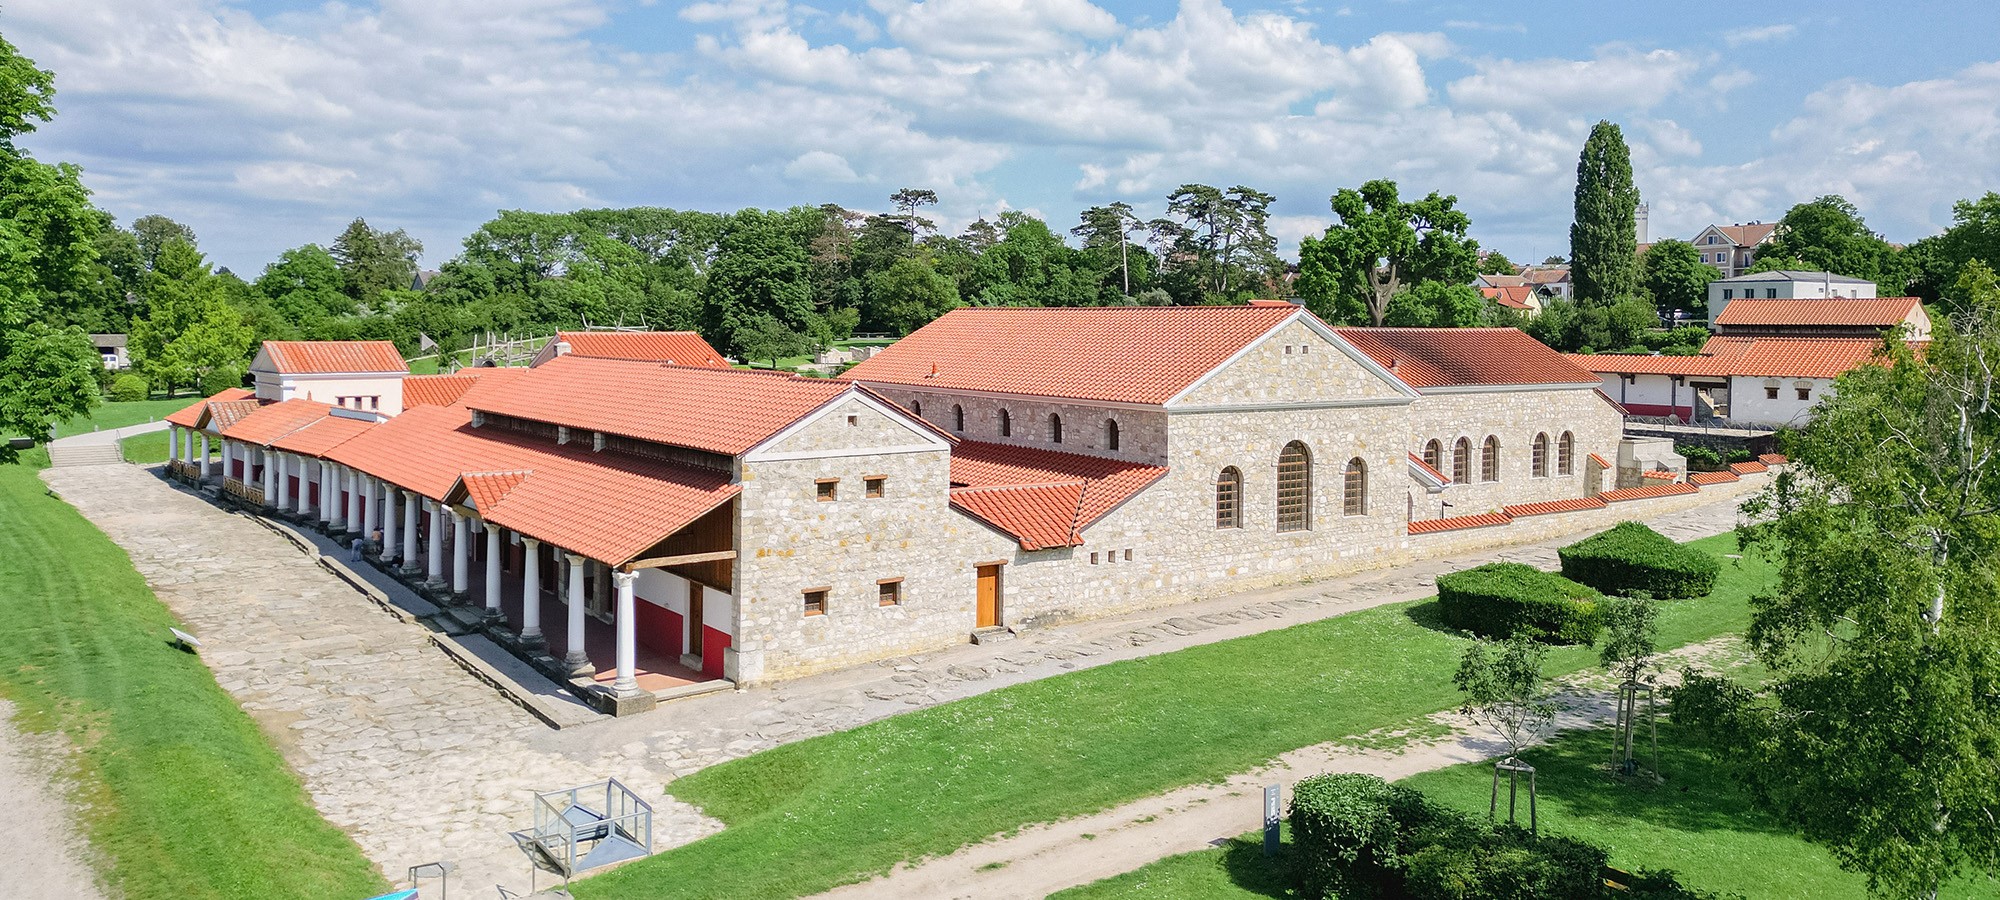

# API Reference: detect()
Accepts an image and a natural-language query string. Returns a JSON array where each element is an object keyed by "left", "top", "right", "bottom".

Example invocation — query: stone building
[{"left": 152, "top": 309, "right": 1775, "bottom": 713}]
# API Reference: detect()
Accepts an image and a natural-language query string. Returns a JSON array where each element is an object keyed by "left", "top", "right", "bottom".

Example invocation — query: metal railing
[{"left": 527, "top": 778, "right": 652, "bottom": 878}]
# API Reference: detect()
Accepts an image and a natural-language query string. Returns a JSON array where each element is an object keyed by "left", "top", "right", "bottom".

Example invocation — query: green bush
[
  {"left": 1676, "top": 445, "right": 1723, "bottom": 471},
  {"left": 1290, "top": 773, "right": 1415, "bottom": 900},
  {"left": 108, "top": 373, "right": 149, "bottom": 402},
  {"left": 1403, "top": 827, "right": 1606, "bottom": 900},
  {"left": 1436, "top": 562, "right": 1603, "bottom": 644},
  {"left": 1558, "top": 522, "right": 1720, "bottom": 600},
  {"left": 199, "top": 366, "right": 243, "bottom": 396}
]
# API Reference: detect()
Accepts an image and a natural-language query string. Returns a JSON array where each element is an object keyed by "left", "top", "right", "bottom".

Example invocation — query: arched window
[
  {"left": 952, "top": 404, "right": 965, "bottom": 432},
  {"left": 1531, "top": 433, "right": 1550, "bottom": 477},
  {"left": 1557, "top": 432, "right": 1574, "bottom": 475},
  {"left": 1276, "top": 441, "right": 1312, "bottom": 533},
  {"left": 1423, "top": 439, "right": 1443, "bottom": 473},
  {"left": 1105, "top": 419, "right": 1120, "bottom": 451},
  {"left": 1049, "top": 413, "right": 1064, "bottom": 444},
  {"left": 1343, "top": 457, "right": 1368, "bottom": 516},
  {"left": 911, "top": 399, "right": 921, "bottom": 417},
  {"left": 1452, "top": 438, "right": 1472, "bottom": 484},
  {"left": 999, "top": 408, "right": 1012, "bottom": 437},
  {"left": 1215, "top": 467, "right": 1242, "bottom": 528},
  {"left": 1481, "top": 435, "right": 1500, "bottom": 482}
]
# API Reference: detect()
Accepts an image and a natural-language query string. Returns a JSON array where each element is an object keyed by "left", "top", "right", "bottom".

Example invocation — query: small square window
[
  {"left": 1766, "top": 387, "right": 1780, "bottom": 400},
  {"left": 865, "top": 475, "right": 886, "bottom": 498},
  {"left": 878, "top": 578, "right": 903, "bottom": 606},
  {"left": 803, "top": 588, "right": 828, "bottom": 617},
  {"left": 816, "top": 478, "right": 838, "bottom": 502},
  {"left": 1766, "top": 288, "right": 1778, "bottom": 298},
  {"left": 1124, "top": 549, "right": 1133, "bottom": 561},
  {"left": 1090, "top": 552, "right": 1099, "bottom": 565},
  {"left": 846, "top": 415, "right": 858, "bottom": 427},
  {"left": 1797, "top": 387, "right": 1811, "bottom": 401},
  {"left": 1285, "top": 345, "right": 1294, "bottom": 355}
]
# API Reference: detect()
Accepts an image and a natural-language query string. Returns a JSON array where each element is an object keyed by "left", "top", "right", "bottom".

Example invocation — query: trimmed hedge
[
  {"left": 1558, "top": 522, "right": 1720, "bottom": 600},
  {"left": 109, "top": 373, "right": 149, "bottom": 403},
  {"left": 1290, "top": 774, "right": 1730, "bottom": 900},
  {"left": 1436, "top": 562, "right": 1603, "bottom": 645}
]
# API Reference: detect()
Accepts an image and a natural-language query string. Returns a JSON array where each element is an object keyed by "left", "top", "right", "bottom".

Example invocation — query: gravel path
[{"left": 0, "top": 700, "right": 107, "bottom": 900}]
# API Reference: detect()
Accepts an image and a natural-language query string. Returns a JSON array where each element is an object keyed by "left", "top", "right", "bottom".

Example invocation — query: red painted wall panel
[
  {"left": 632, "top": 597, "right": 684, "bottom": 660},
  {"left": 701, "top": 627, "right": 730, "bottom": 680},
  {"left": 1621, "top": 402, "right": 1692, "bottom": 421}
]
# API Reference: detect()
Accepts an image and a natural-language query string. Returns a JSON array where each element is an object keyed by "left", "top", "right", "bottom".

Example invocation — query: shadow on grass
[
  {"left": 1216, "top": 835, "right": 1294, "bottom": 899},
  {"left": 1401, "top": 598, "right": 1459, "bottom": 636}
]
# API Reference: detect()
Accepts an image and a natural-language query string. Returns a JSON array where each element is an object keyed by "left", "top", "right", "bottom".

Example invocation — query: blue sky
[{"left": 10, "top": 0, "right": 2000, "bottom": 274}]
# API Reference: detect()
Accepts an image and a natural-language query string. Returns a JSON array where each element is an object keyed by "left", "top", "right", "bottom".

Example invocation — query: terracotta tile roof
[
  {"left": 1728, "top": 460, "right": 1769, "bottom": 475},
  {"left": 1688, "top": 470, "right": 1740, "bottom": 486},
  {"left": 403, "top": 367, "right": 530, "bottom": 408},
  {"left": 204, "top": 399, "right": 265, "bottom": 431},
  {"left": 1705, "top": 336, "right": 1895, "bottom": 379},
  {"left": 1481, "top": 274, "right": 1527, "bottom": 288},
  {"left": 332, "top": 404, "right": 739, "bottom": 565},
  {"left": 843, "top": 305, "right": 1299, "bottom": 404},
  {"left": 1640, "top": 469, "right": 1679, "bottom": 481},
  {"left": 467, "top": 355, "right": 851, "bottom": 456},
  {"left": 1588, "top": 453, "right": 1611, "bottom": 469},
  {"left": 951, "top": 482, "right": 1089, "bottom": 551},
  {"left": 1504, "top": 497, "right": 1607, "bottom": 517},
  {"left": 546, "top": 331, "right": 728, "bottom": 368},
  {"left": 949, "top": 440, "right": 1168, "bottom": 536},
  {"left": 268, "top": 414, "right": 373, "bottom": 457},
  {"left": 165, "top": 388, "right": 254, "bottom": 427},
  {"left": 1758, "top": 452, "right": 1787, "bottom": 465},
  {"left": 1715, "top": 223, "right": 1777, "bottom": 246},
  {"left": 1713, "top": 298, "right": 1921, "bottom": 328},
  {"left": 459, "top": 470, "right": 530, "bottom": 512},
  {"left": 1566, "top": 351, "right": 1726, "bottom": 377},
  {"left": 1408, "top": 452, "right": 1451, "bottom": 487},
  {"left": 1407, "top": 511, "right": 1513, "bottom": 534},
  {"left": 1600, "top": 482, "right": 1700, "bottom": 502},
  {"left": 220, "top": 399, "right": 339, "bottom": 446},
  {"left": 1479, "top": 285, "right": 1535, "bottom": 310},
  {"left": 260, "top": 340, "right": 408, "bottom": 374},
  {"left": 1522, "top": 266, "right": 1570, "bottom": 285},
  {"left": 1333, "top": 328, "right": 1600, "bottom": 389}
]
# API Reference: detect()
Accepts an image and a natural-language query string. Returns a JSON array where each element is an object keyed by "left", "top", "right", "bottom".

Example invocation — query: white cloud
[
  {"left": 1723, "top": 24, "right": 1795, "bottom": 46},
  {"left": 874, "top": 0, "right": 1121, "bottom": 59},
  {"left": 1446, "top": 48, "right": 1703, "bottom": 120},
  {"left": 784, "top": 150, "right": 861, "bottom": 181}
]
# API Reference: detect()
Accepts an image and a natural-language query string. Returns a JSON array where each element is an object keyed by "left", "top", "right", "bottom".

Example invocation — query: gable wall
[
  {"left": 1403, "top": 387, "right": 1622, "bottom": 516},
  {"left": 1172, "top": 318, "right": 1409, "bottom": 408},
  {"left": 862, "top": 384, "right": 1171, "bottom": 466}
]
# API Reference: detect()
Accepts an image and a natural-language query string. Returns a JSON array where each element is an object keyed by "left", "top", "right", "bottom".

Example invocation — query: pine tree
[{"left": 1569, "top": 120, "right": 1640, "bottom": 304}]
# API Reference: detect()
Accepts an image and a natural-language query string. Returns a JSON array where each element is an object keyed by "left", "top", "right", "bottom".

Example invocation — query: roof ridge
[{"left": 951, "top": 479, "right": 1090, "bottom": 493}]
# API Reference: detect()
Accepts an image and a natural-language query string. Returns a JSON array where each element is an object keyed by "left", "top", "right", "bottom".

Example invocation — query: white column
[
  {"left": 168, "top": 427, "right": 180, "bottom": 463},
  {"left": 564, "top": 552, "right": 591, "bottom": 674},
  {"left": 401, "top": 491, "right": 420, "bottom": 572},
  {"left": 362, "top": 476, "right": 380, "bottom": 538},
  {"left": 275, "top": 453, "right": 290, "bottom": 509},
  {"left": 521, "top": 538, "right": 544, "bottom": 647},
  {"left": 451, "top": 511, "right": 471, "bottom": 597},
  {"left": 612, "top": 570, "right": 638, "bottom": 694},
  {"left": 484, "top": 524, "right": 503, "bottom": 619},
  {"left": 345, "top": 468, "right": 363, "bottom": 534},
  {"left": 379, "top": 487, "right": 399, "bottom": 564},
  {"left": 424, "top": 500, "right": 444, "bottom": 584},
  {"left": 261, "top": 450, "right": 278, "bottom": 507},
  {"left": 318, "top": 462, "right": 335, "bottom": 525},
  {"left": 198, "top": 433, "right": 211, "bottom": 477},
  {"left": 292, "top": 456, "right": 310, "bottom": 515}
]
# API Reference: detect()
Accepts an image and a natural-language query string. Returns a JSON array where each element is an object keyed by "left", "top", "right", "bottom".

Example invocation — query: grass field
[
  {"left": 1056, "top": 722, "right": 2000, "bottom": 900},
  {"left": 0, "top": 456, "right": 387, "bottom": 899},
  {"left": 572, "top": 533, "right": 1772, "bottom": 900},
  {"left": 120, "top": 429, "right": 170, "bottom": 464},
  {"left": 8, "top": 397, "right": 195, "bottom": 441}
]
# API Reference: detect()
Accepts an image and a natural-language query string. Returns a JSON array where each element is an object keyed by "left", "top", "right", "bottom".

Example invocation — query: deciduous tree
[
  {"left": 1759, "top": 195, "right": 1908, "bottom": 291},
  {"left": 1296, "top": 179, "right": 1479, "bottom": 326},
  {"left": 1639, "top": 240, "right": 1720, "bottom": 315}
]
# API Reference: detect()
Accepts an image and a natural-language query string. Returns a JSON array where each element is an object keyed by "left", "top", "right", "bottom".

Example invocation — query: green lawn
[
  {"left": 1057, "top": 723, "right": 2000, "bottom": 900},
  {"left": 12, "top": 397, "right": 196, "bottom": 441},
  {"left": 573, "top": 534, "right": 1772, "bottom": 900},
  {"left": 0, "top": 456, "right": 387, "bottom": 899},
  {"left": 120, "top": 429, "right": 170, "bottom": 464}
]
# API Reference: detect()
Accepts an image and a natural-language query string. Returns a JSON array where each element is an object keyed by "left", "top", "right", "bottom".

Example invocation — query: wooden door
[
  {"left": 976, "top": 565, "right": 1001, "bottom": 628},
  {"left": 687, "top": 590, "right": 705, "bottom": 660}
]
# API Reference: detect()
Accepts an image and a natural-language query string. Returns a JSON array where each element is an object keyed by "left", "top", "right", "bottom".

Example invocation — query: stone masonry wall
[
  {"left": 1403, "top": 387, "right": 1623, "bottom": 517},
  {"left": 865, "top": 384, "right": 1171, "bottom": 466}
]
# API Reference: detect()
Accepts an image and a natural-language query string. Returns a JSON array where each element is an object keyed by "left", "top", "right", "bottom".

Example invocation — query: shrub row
[
  {"left": 1558, "top": 522, "right": 1720, "bottom": 600},
  {"left": 1289, "top": 773, "right": 1737, "bottom": 900},
  {"left": 1436, "top": 562, "right": 1603, "bottom": 645}
]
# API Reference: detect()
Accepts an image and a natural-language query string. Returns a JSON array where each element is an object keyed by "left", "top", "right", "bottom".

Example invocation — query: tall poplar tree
[{"left": 1570, "top": 120, "right": 1640, "bottom": 304}]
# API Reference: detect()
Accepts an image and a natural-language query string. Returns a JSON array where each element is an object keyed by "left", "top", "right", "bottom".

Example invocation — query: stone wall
[
  {"left": 1403, "top": 387, "right": 1623, "bottom": 516},
  {"left": 864, "top": 384, "right": 1171, "bottom": 466}
]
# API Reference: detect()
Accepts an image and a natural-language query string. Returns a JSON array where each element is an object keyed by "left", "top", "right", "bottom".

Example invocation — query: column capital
[
  {"left": 520, "top": 536, "right": 541, "bottom": 549},
  {"left": 564, "top": 552, "right": 586, "bottom": 566},
  {"left": 611, "top": 570, "right": 637, "bottom": 588}
]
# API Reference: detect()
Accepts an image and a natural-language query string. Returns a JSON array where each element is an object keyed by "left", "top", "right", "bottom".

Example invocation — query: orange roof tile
[
  {"left": 1728, "top": 460, "right": 1769, "bottom": 475},
  {"left": 1713, "top": 298, "right": 1921, "bottom": 328},
  {"left": 204, "top": 399, "right": 264, "bottom": 431},
  {"left": 268, "top": 413, "right": 373, "bottom": 457},
  {"left": 844, "top": 305, "right": 1299, "bottom": 404},
  {"left": 1688, "top": 470, "right": 1740, "bottom": 486},
  {"left": 1333, "top": 328, "right": 1600, "bottom": 389},
  {"left": 1479, "top": 285, "right": 1535, "bottom": 310},
  {"left": 332, "top": 405, "right": 738, "bottom": 565},
  {"left": 949, "top": 440, "right": 1168, "bottom": 535},
  {"left": 403, "top": 367, "right": 531, "bottom": 408},
  {"left": 1407, "top": 511, "right": 1513, "bottom": 534},
  {"left": 1600, "top": 483, "right": 1700, "bottom": 502},
  {"left": 1566, "top": 351, "right": 1727, "bottom": 377},
  {"left": 260, "top": 340, "right": 408, "bottom": 374},
  {"left": 1757, "top": 453, "right": 1787, "bottom": 465},
  {"left": 467, "top": 355, "right": 851, "bottom": 456},
  {"left": 220, "top": 399, "right": 338, "bottom": 446},
  {"left": 1408, "top": 452, "right": 1451, "bottom": 486},
  {"left": 165, "top": 387, "right": 254, "bottom": 427},
  {"left": 1715, "top": 223, "right": 1777, "bottom": 247},
  {"left": 1707, "top": 336, "right": 1895, "bottom": 379},
  {"left": 548, "top": 331, "right": 728, "bottom": 368},
  {"left": 1640, "top": 469, "right": 1679, "bottom": 481},
  {"left": 1588, "top": 453, "right": 1611, "bottom": 469},
  {"left": 459, "top": 470, "right": 529, "bottom": 512},
  {"left": 1504, "top": 497, "right": 1607, "bottom": 517},
  {"left": 951, "top": 482, "right": 1088, "bottom": 551}
]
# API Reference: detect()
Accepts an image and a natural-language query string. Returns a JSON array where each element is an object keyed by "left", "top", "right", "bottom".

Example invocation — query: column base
[
  {"left": 482, "top": 607, "right": 505, "bottom": 622},
  {"left": 517, "top": 629, "right": 546, "bottom": 653},
  {"left": 595, "top": 684, "right": 657, "bottom": 716},
  {"left": 564, "top": 652, "right": 595, "bottom": 678}
]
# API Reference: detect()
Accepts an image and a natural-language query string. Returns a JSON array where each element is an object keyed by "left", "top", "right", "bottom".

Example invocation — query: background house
[
  {"left": 1711, "top": 296, "right": 1928, "bottom": 339},
  {"left": 90, "top": 333, "right": 129, "bottom": 370},
  {"left": 1706, "top": 271, "right": 1877, "bottom": 324},
  {"left": 1690, "top": 222, "right": 1776, "bottom": 277}
]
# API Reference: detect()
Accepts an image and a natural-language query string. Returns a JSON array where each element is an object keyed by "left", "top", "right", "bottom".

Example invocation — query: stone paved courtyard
[{"left": 44, "top": 462, "right": 1745, "bottom": 894}]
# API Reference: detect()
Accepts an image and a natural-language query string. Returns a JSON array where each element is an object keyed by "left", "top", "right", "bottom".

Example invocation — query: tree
[
  {"left": 1073, "top": 202, "right": 1149, "bottom": 299},
  {"left": 1570, "top": 120, "right": 1640, "bottom": 304},
  {"left": 888, "top": 187, "right": 939, "bottom": 235},
  {"left": 866, "top": 256, "right": 958, "bottom": 335},
  {"left": 1671, "top": 276, "right": 2000, "bottom": 899},
  {"left": 1383, "top": 281, "right": 1483, "bottom": 328},
  {"left": 1522, "top": 295, "right": 1655, "bottom": 353},
  {"left": 1296, "top": 179, "right": 1479, "bottom": 326},
  {"left": 1455, "top": 636, "right": 1557, "bottom": 829},
  {"left": 1478, "top": 250, "right": 1518, "bottom": 275},
  {"left": 1639, "top": 240, "right": 1721, "bottom": 315},
  {"left": 257, "top": 244, "right": 352, "bottom": 324},
  {"left": 1598, "top": 596, "right": 1661, "bottom": 776},
  {"left": 1153, "top": 184, "right": 1281, "bottom": 303},
  {"left": 1759, "top": 195, "right": 1907, "bottom": 290},
  {"left": 1907, "top": 193, "right": 2000, "bottom": 312},
  {"left": 129, "top": 240, "right": 252, "bottom": 393},
  {"left": 701, "top": 209, "right": 816, "bottom": 355},
  {"left": 330, "top": 217, "right": 423, "bottom": 306},
  {"left": 732, "top": 313, "right": 811, "bottom": 369},
  {"left": 130, "top": 214, "right": 197, "bottom": 271}
]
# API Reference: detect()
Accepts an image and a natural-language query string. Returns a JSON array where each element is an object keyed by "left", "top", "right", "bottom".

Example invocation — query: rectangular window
[
  {"left": 1090, "top": 552, "right": 1099, "bottom": 565},
  {"left": 1722, "top": 289, "right": 1733, "bottom": 299},
  {"left": 877, "top": 578, "right": 903, "bottom": 606},
  {"left": 815, "top": 478, "right": 838, "bottom": 502},
  {"left": 1797, "top": 387, "right": 1811, "bottom": 401},
  {"left": 864, "top": 475, "right": 886, "bottom": 498},
  {"left": 1123, "top": 549, "right": 1133, "bottom": 561},
  {"left": 1766, "top": 288, "right": 1778, "bottom": 298},
  {"left": 1766, "top": 387, "right": 1780, "bottom": 400},
  {"left": 803, "top": 587, "right": 828, "bottom": 617}
]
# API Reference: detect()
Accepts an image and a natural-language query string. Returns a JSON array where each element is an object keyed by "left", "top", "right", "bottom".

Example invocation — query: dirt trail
[
  {"left": 813, "top": 638, "right": 1741, "bottom": 900},
  {"left": 0, "top": 700, "right": 107, "bottom": 900}
]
